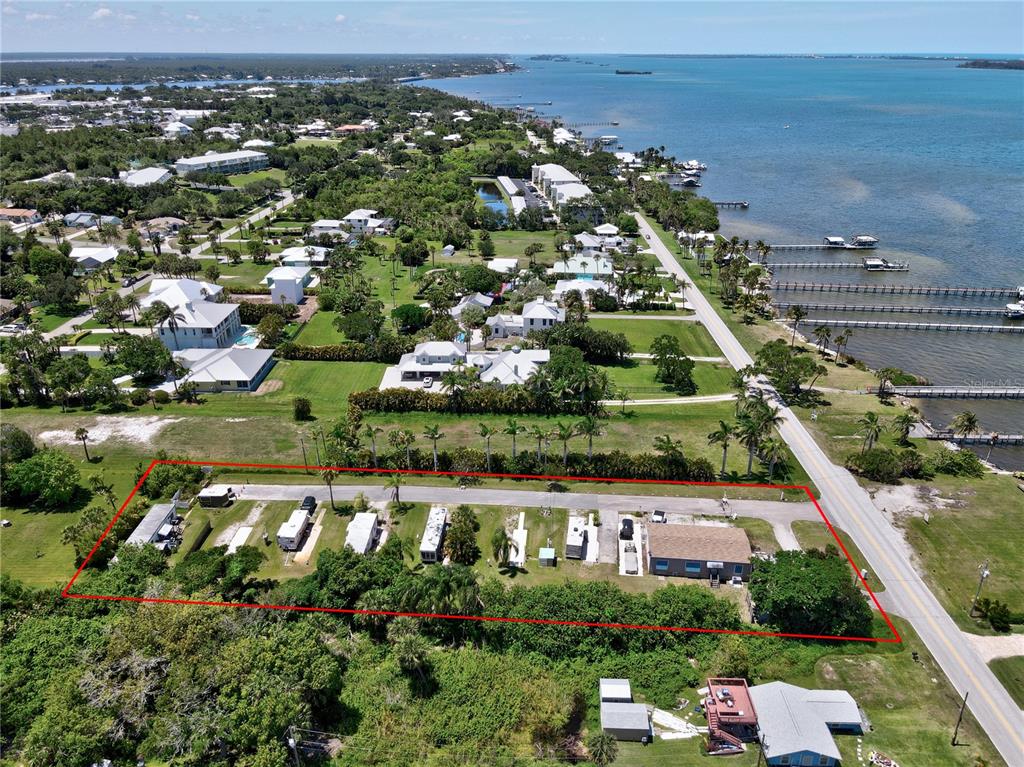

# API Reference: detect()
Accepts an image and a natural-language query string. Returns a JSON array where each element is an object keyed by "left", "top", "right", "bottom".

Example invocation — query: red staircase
[{"left": 706, "top": 698, "right": 744, "bottom": 750}]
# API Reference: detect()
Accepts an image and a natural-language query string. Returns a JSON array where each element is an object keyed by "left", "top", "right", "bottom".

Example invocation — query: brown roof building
[{"left": 647, "top": 524, "right": 752, "bottom": 582}]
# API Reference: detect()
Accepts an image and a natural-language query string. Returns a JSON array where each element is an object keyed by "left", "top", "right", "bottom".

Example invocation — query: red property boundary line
[{"left": 62, "top": 460, "right": 902, "bottom": 644}]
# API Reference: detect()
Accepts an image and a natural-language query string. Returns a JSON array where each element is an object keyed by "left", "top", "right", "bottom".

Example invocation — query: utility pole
[
  {"left": 970, "top": 561, "right": 990, "bottom": 616},
  {"left": 310, "top": 431, "right": 322, "bottom": 466},
  {"left": 951, "top": 690, "right": 969, "bottom": 746},
  {"left": 299, "top": 436, "right": 309, "bottom": 474}
]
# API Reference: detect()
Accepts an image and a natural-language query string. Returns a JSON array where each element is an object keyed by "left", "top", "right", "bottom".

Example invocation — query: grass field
[
  {"left": 599, "top": 360, "right": 734, "bottom": 398},
  {"left": 227, "top": 168, "right": 289, "bottom": 188},
  {"left": 293, "top": 310, "right": 343, "bottom": 344},
  {"left": 988, "top": 656, "right": 1024, "bottom": 709},
  {"left": 30, "top": 303, "right": 90, "bottom": 332},
  {"left": 588, "top": 316, "right": 721, "bottom": 356}
]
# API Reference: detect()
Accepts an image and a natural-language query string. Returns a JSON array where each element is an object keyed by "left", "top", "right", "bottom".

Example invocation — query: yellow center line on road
[{"left": 637, "top": 213, "right": 1024, "bottom": 754}]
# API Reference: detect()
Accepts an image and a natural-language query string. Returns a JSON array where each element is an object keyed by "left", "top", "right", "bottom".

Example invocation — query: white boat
[
  {"left": 598, "top": 135, "right": 618, "bottom": 145},
  {"left": 680, "top": 160, "right": 707, "bottom": 172},
  {"left": 862, "top": 257, "right": 905, "bottom": 272},
  {"left": 823, "top": 236, "right": 847, "bottom": 247},
  {"left": 1004, "top": 302, "right": 1024, "bottom": 319},
  {"left": 848, "top": 234, "right": 879, "bottom": 248}
]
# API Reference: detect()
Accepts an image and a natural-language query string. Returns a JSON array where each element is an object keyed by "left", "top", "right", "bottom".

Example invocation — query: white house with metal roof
[
  {"left": 263, "top": 265, "right": 313, "bottom": 306},
  {"left": 549, "top": 254, "right": 615, "bottom": 278},
  {"left": 384, "top": 342, "right": 549, "bottom": 388},
  {"left": 279, "top": 245, "right": 331, "bottom": 267},
  {"left": 485, "top": 298, "right": 565, "bottom": 339},
  {"left": 345, "top": 512, "right": 380, "bottom": 554},
  {"left": 69, "top": 245, "right": 119, "bottom": 273},
  {"left": 172, "top": 347, "right": 276, "bottom": 393},
  {"left": 141, "top": 278, "right": 240, "bottom": 351},
  {"left": 342, "top": 209, "right": 393, "bottom": 236},
  {"left": 120, "top": 166, "right": 172, "bottom": 187}
]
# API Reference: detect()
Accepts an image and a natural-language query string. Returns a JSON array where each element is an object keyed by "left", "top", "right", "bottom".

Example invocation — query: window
[
  {"left": 801, "top": 756, "right": 813, "bottom": 766},
  {"left": 685, "top": 561, "right": 701, "bottom": 573},
  {"left": 734, "top": 564, "right": 744, "bottom": 575},
  {"left": 779, "top": 758, "right": 790, "bottom": 766},
  {"left": 818, "top": 757, "right": 830, "bottom": 766},
  {"left": 654, "top": 559, "right": 669, "bottom": 572}
]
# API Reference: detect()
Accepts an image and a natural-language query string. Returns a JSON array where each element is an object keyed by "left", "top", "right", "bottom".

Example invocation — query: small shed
[
  {"left": 539, "top": 547, "right": 556, "bottom": 567},
  {"left": 442, "top": 244, "right": 456, "bottom": 257},
  {"left": 600, "top": 702, "right": 652, "bottom": 742},
  {"left": 599, "top": 678, "right": 633, "bottom": 703},
  {"left": 198, "top": 485, "right": 233, "bottom": 507}
]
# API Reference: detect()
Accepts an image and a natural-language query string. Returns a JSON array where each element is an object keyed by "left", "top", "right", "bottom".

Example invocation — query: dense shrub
[
  {"left": 277, "top": 335, "right": 413, "bottom": 363},
  {"left": 349, "top": 385, "right": 603, "bottom": 416},
  {"left": 293, "top": 397, "right": 312, "bottom": 421},
  {"left": 926, "top": 446, "right": 986, "bottom": 478},
  {"left": 237, "top": 301, "right": 297, "bottom": 324},
  {"left": 531, "top": 322, "right": 632, "bottom": 363}
]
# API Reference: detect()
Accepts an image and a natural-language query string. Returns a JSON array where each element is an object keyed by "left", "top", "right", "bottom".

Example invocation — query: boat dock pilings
[
  {"left": 712, "top": 201, "right": 749, "bottom": 209},
  {"left": 770, "top": 283, "right": 1018, "bottom": 297},
  {"left": 768, "top": 262, "right": 910, "bottom": 271},
  {"left": 794, "top": 319, "right": 1024, "bottom": 333},
  {"left": 772, "top": 303, "right": 1009, "bottom": 317},
  {"left": 888, "top": 386, "right": 1024, "bottom": 400},
  {"left": 927, "top": 431, "right": 1024, "bottom": 444}
]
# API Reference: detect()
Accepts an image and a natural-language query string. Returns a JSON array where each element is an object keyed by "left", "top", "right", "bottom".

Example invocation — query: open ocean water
[{"left": 430, "top": 55, "right": 1024, "bottom": 469}]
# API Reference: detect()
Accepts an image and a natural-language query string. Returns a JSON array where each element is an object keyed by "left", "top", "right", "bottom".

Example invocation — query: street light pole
[{"left": 970, "top": 561, "right": 990, "bottom": 616}]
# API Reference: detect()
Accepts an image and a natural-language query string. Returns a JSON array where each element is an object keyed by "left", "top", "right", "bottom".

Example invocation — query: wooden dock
[
  {"left": 887, "top": 386, "right": 1024, "bottom": 399},
  {"left": 713, "top": 201, "right": 749, "bottom": 209},
  {"left": 769, "top": 243, "right": 850, "bottom": 251},
  {"left": 927, "top": 431, "right": 1024, "bottom": 445},
  {"left": 771, "top": 282, "right": 1018, "bottom": 297},
  {"left": 797, "top": 318, "right": 1024, "bottom": 333},
  {"left": 773, "top": 302, "right": 1008, "bottom": 317},
  {"left": 769, "top": 262, "right": 910, "bottom": 271}
]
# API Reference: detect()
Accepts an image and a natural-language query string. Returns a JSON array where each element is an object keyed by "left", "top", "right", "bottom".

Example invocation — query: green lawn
[
  {"left": 227, "top": 168, "right": 288, "bottom": 188},
  {"left": 30, "top": 303, "right": 89, "bottom": 332},
  {"left": 294, "top": 311, "right": 343, "bottom": 345},
  {"left": 589, "top": 316, "right": 721, "bottom": 357},
  {"left": 732, "top": 517, "right": 779, "bottom": 554},
  {"left": 600, "top": 360, "right": 734, "bottom": 398},
  {"left": 791, "top": 520, "right": 885, "bottom": 593},
  {"left": 988, "top": 656, "right": 1024, "bottom": 709},
  {"left": 213, "top": 260, "right": 275, "bottom": 291}
]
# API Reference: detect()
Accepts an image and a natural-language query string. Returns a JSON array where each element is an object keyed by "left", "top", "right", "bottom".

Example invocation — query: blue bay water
[{"left": 431, "top": 56, "right": 1024, "bottom": 466}]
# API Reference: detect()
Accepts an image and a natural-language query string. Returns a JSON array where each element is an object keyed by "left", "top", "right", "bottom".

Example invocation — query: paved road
[
  {"left": 630, "top": 353, "right": 727, "bottom": 363},
  {"left": 235, "top": 483, "right": 820, "bottom": 524},
  {"left": 600, "top": 393, "right": 736, "bottom": 407},
  {"left": 635, "top": 212, "right": 1024, "bottom": 763},
  {"left": 192, "top": 190, "right": 297, "bottom": 256}
]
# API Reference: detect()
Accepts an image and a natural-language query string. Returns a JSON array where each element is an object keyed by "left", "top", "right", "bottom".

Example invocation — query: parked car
[
  {"left": 651, "top": 509, "right": 667, "bottom": 524},
  {"left": 120, "top": 275, "right": 137, "bottom": 287},
  {"left": 300, "top": 495, "right": 317, "bottom": 513},
  {"left": 422, "top": 376, "right": 433, "bottom": 389},
  {"left": 619, "top": 518, "right": 634, "bottom": 540}
]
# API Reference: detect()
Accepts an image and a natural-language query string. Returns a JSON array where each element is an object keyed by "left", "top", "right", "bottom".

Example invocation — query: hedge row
[
  {"left": 238, "top": 301, "right": 298, "bottom": 324},
  {"left": 349, "top": 386, "right": 602, "bottom": 416},
  {"left": 277, "top": 336, "right": 413, "bottom": 363}
]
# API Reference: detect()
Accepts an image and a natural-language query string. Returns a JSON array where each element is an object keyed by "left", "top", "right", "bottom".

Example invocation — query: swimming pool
[{"left": 233, "top": 326, "right": 261, "bottom": 349}]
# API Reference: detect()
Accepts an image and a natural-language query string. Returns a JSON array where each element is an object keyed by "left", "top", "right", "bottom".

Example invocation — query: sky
[{"left": 1, "top": 1, "right": 1021, "bottom": 55}]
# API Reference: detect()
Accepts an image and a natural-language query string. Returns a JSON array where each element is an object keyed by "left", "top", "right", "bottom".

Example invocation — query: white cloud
[
  {"left": 25, "top": 11, "right": 56, "bottom": 20},
  {"left": 90, "top": 6, "right": 112, "bottom": 20},
  {"left": 2, "top": 3, "right": 18, "bottom": 16},
  {"left": 119, "top": 12, "right": 135, "bottom": 20},
  {"left": 185, "top": 12, "right": 200, "bottom": 21},
  {"left": 334, "top": 14, "right": 345, "bottom": 23}
]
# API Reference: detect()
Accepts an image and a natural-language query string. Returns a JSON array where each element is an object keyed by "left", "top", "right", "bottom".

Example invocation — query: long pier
[
  {"left": 769, "top": 262, "right": 910, "bottom": 271},
  {"left": 797, "top": 318, "right": 1024, "bottom": 333},
  {"left": 888, "top": 385, "right": 1024, "bottom": 399},
  {"left": 771, "top": 282, "right": 1018, "bottom": 297},
  {"left": 927, "top": 431, "right": 1024, "bottom": 445},
  {"left": 713, "top": 201, "right": 749, "bottom": 209},
  {"left": 773, "top": 302, "right": 1009, "bottom": 317},
  {"left": 769, "top": 243, "right": 855, "bottom": 251}
]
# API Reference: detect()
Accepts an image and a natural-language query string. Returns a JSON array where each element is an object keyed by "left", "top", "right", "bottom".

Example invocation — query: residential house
[
  {"left": 203, "top": 126, "right": 241, "bottom": 142},
  {"left": 64, "top": 212, "right": 122, "bottom": 228},
  {"left": 197, "top": 485, "right": 234, "bottom": 507},
  {"left": 565, "top": 515, "right": 587, "bottom": 559},
  {"left": 647, "top": 524, "right": 752, "bottom": 583},
  {"left": 277, "top": 508, "right": 311, "bottom": 551},
  {"left": 345, "top": 512, "right": 380, "bottom": 555},
  {"left": 748, "top": 682, "right": 864, "bottom": 766},
  {"left": 549, "top": 254, "right": 615, "bottom": 278},
  {"left": 120, "top": 167, "right": 172, "bottom": 187},
  {"left": 174, "top": 150, "right": 269, "bottom": 176},
  {"left": 145, "top": 216, "right": 187, "bottom": 235},
  {"left": 342, "top": 209, "right": 394, "bottom": 236},
  {"left": 703, "top": 678, "right": 759, "bottom": 755},
  {"left": 172, "top": 347, "right": 276, "bottom": 392},
  {"left": 389, "top": 342, "right": 550, "bottom": 388},
  {"left": 263, "top": 265, "right": 313, "bottom": 305},
  {"left": 486, "top": 298, "right": 564, "bottom": 339},
  {"left": 531, "top": 163, "right": 583, "bottom": 198},
  {"left": 553, "top": 278, "right": 614, "bottom": 302},
  {"left": 487, "top": 258, "right": 519, "bottom": 275},
  {"left": 142, "top": 278, "right": 241, "bottom": 352},
  {"left": 449, "top": 292, "right": 494, "bottom": 319},
  {"left": 334, "top": 123, "right": 369, "bottom": 135},
  {"left": 162, "top": 121, "right": 193, "bottom": 139},
  {"left": 172, "top": 108, "right": 214, "bottom": 125},
  {"left": 599, "top": 678, "right": 652, "bottom": 742},
  {"left": 70, "top": 246, "right": 119, "bottom": 273},
  {"left": 310, "top": 219, "right": 346, "bottom": 237},
  {"left": 0, "top": 207, "right": 41, "bottom": 225},
  {"left": 420, "top": 505, "right": 448, "bottom": 563},
  {"left": 472, "top": 347, "right": 550, "bottom": 387},
  {"left": 278, "top": 245, "right": 331, "bottom": 267},
  {"left": 125, "top": 492, "right": 187, "bottom": 551}
]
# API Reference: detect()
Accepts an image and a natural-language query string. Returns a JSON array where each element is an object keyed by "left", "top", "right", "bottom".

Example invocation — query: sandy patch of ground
[
  {"left": 870, "top": 484, "right": 956, "bottom": 524},
  {"left": 251, "top": 379, "right": 283, "bottom": 395},
  {"left": 224, "top": 417, "right": 250, "bottom": 422},
  {"left": 963, "top": 632, "right": 1024, "bottom": 662},
  {"left": 214, "top": 502, "right": 266, "bottom": 547},
  {"left": 38, "top": 415, "right": 183, "bottom": 446}
]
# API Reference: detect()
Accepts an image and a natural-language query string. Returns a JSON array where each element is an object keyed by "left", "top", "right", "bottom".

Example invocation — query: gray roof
[
  {"left": 126, "top": 502, "right": 176, "bottom": 546},
  {"left": 749, "top": 682, "right": 858, "bottom": 761},
  {"left": 600, "top": 702, "right": 650, "bottom": 733}
]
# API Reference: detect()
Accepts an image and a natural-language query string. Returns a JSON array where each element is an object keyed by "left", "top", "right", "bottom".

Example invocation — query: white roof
[
  {"left": 70, "top": 246, "right": 118, "bottom": 265},
  {"left": 142, "top": 278, "right": 222, "bottom": 310},
  {"left": 345, "top": 512, "right": 378, "bottom": 553},
  {"left": 122, "top": 167, "right": 171, "bottom": 186},
  {"left": 243, "top": 138, "right": 275, "bottom": 148},
  {"left": 474, "top": 348, "right": 549, "bottom": 386},
  {"left": 749, "top": 682, "right": 857, "bottom": 761},
  {"left": 549, "top": 255, "right": 614, "bottom": 276},
  {"left": 175, "top": 149, "right": 267, "bottom": 169},
  {"left": 450, "top": 293, "right": 493, "bottom": 317},
  {"left": 553, "top": 278, "right": 613, "bottom": 297},
  {"left": 126, "top": 502, "right": 176, "bottom": 546},
  {"left": 567, "top": 515, "right": 587, "bottom": 548},
  {"left": 600, "top": 702, "right": 649, "bottom": 732},
  {"left": 522, "top": 298, "right": 564, "bottom": 321},
  {"left": 420, "top": 505, "right": 448, "bottom": 555},
  {"left": 594, "top": 223, "right": 619, "bottom": 235},
  {"left": 279, "top": 245, "right": 330, "bottom": 258},
  {"left": 262, "top": 265, "right": 312, "bottom": 285},
  {"left": 198, "top": 484, "right": 232, "bottom": 498},
  {"left": 600, "top": 678, "right": 633, "bottom": 702},
  {"left": 163, "top": 121, "right": 192, "bottom": 134},
  {"left": 278, "top": 508, "right": 308, "bottom": 540},
  {"left": 534, "top": 163, "right": 579, "bottom": 183},
  {"left": 574, "top": 233, "right": 603, "bottom": 249},
  {"left": 554, "top": 182, "right": 594, "bottom": 203},
  {"left": 344, "top": 208, "right": 379, "bottom": 220},
  {"left": 487, "top": 258, "right": 519, "bottom": 274},
  {"left": 174, "top": 347, "right": 275, "bottom": 383}
]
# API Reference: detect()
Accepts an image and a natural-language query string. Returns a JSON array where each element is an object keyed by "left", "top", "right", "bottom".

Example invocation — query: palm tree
[
  {"left": 122, "top": 293, "right": 142, "bottom": 325},
  {"left": 363, "top": 425, "right": 383, "bottom": 467},
  {"left": 857, "top": 412, "right": 883, "bottom": 452},
  {"left": 736, "top": 413, "right": 765, "bottom": 478},
  {"left": 875, "top": 367, "right": 900, "bottom": 396},
  {"left": 478, "top": 423, "right": 498, "bottom": 472},
  {"left": 834, "top": 329, "right": 853, "bottom": 364},
  {"left": 392, "top": 632, "right": 431, "bottom": 683},
  {"left": 575, "top": 415, "right": 602, "bottom": 459},
  {"left": 760, "top": 438, "right": 788, "bottom": 482},
  {"left": 812, "top": 324, "right": 832, "bottom": 355},
  {"left": 503, "top": 418, "right": 525, "bottom": 458},
  {"left": 552, "top": 421, "right": 575, "bottom": 467},
  {"left": 423, "top": 424, "right": 444, "bottom": 471},
  {"left": 529, "top": 425, "right": 548, "bottom": 461},
  {"left": 616, "top": 388, "right": 631, "bottom": 414},
  {"left": 386, "top": 472, "right": 404, "bottom": 505},
  {"left": 88, "top": 474, "right": 117, "bottom": 511},
  {"left": 950, "top": 411, "right": 980, "bottom": 439},
  {"left": 891, "top": 413, "right": 917, "bottom": 445},
  {"left": 149, "top": 300, "right": 186, "bottom": 349},
  {"left": 75, "top": 427, "right": 91, "bottom": 461},
  {"left": 786, "top": 305, "right": 807, "bottom": 347},
  {"left": 653, "top": 434, "right": 682, "bottom": 458},
  {"left": 586, "top": 731, "right": 619, "bottom": 767},
  {"left": 707, "top": 421, "right": 735, "bottom": 477},
  {"left": 321, "top": 467, "right": 338, "bottom": 509},
  {"left": 491, "top": 526, "right": 519, "bottom": 567},
  {"left": 389, "top": 429, "right": 416, "bottom": 468}
]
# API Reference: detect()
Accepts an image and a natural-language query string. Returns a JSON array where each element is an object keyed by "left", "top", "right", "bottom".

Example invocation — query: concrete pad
[
  {"left": 510, "top": 511, "right": 527, "bottom": 567},
  {"left": 226, "top": 525, "right": 253, "bottom": 554}
]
